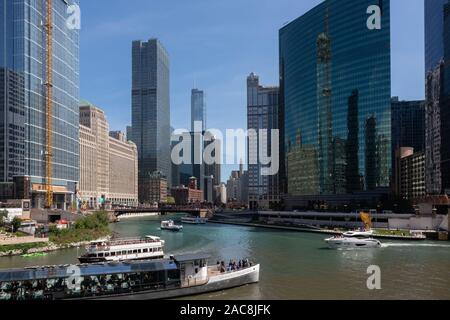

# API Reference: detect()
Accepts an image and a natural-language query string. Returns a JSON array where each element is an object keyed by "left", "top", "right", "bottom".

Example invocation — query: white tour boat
[
  {"left": 160, "top": 220, "right": 183, "bottom": 232},
  {"left": 78, "top": 236, "right": 165, "bottom": 263},
  {"left": 181, "top": 216, "right": 208, "bottom": 224}
]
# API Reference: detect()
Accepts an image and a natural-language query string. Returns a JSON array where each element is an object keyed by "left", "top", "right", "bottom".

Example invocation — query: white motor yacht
[
  {"left": 160, "top": 220, "right": 183, "bottom": 232},
  {"left": 342, "top": 229, "right": 375, "bottom": 237},
  {"left": 325, "top": 229, "right": 381, "bottom": 249},
  {"left": 325, "top": 235, "right": 382, "bottom": 249}
]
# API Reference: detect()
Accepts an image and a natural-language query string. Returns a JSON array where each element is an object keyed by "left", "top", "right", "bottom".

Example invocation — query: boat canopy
[
  {"left": 0, "top": 259, "right": 177, "bottom": 283},
  {"left": 173, "top": 253, "right": 210, "bottom": 263}
]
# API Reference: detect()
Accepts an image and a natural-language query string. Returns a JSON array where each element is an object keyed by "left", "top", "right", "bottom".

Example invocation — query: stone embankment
[{"left": 0, "top": 240, "right": 95, "bottom": 258}]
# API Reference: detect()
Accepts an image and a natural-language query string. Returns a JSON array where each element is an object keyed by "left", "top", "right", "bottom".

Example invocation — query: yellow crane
[{"left": 44, "top": 0, "right": 53, "bottom": 208}]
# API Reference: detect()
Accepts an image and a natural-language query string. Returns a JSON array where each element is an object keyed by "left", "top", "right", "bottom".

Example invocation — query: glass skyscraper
[
  {"left": 425, "top": 0, "right": 450, "bottom": 194},
  {"left": 0, "top": 0, "right": 80, "bottom": 209},
  {"left": 131, "top": 39, "right": 171, "bottom": 201},
  {"left": 191, "top": 89, "right": 206, "bottom": 133},
  {"left": 425, "top": 0, "right": 449, "bottom": 75},
  {"left": 247, "top": 73, "right": 279, "bottom": 209},
  {"left": 391, "top": 98, "right": 426, "bottom": 154},
  {"left": 279, "top": 0, "right": 391, "bottom": 200}
]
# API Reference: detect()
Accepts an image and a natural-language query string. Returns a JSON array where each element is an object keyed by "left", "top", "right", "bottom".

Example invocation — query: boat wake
[{"left": 381, "top": 243, "right": 450, "bottom": 249}]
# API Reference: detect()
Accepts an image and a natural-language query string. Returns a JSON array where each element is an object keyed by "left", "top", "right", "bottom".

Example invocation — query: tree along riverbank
[{"left": 0, "top": 211, "right": 111, "bottom": 258}]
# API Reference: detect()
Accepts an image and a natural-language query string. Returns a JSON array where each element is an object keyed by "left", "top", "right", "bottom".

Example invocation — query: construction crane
[{"left": 44, "top": 0, "right": 53, "bottom": 208}]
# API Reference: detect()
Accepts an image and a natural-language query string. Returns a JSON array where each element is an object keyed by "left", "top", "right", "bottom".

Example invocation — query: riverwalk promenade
[{"left": 208, "top": 219, "right": 429, "bottom": 241}]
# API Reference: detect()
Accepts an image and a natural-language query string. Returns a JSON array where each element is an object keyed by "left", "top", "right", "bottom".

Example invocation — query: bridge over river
[{"left": 113, "top": 207, "right": 212, "bottom": 218}]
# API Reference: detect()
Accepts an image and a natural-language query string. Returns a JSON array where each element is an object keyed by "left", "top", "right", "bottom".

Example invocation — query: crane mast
[{"left": 44, "top": 0, "right": 53, "bottom": 208}]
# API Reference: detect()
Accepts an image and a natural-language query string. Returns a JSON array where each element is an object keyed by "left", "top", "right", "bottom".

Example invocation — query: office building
[
  {"left": 79, "top": 102, "right": 138, "bottom": 208},
  {"left": 139, "top": 171, "right": 167, "bottom": 204},
  {"left": 110, "top": 131, "right": 126, "bottom": 142},
  {"left": 215, "top": 183, "right": 227, "bottom": 205},
  {"left": 279, "top": 0, "right": 391, "bottom": 208},
  {"left": 425, "top": 0, "right": 450, "bottom": 194},
  {"left": 171, "top": 177, "right": 203, "bottom": 205},
  {"left": 204, "top": 135, "right": 222, "bottom": 186},
  {"left": 226, "top": 163, "right": 248, "bottom": 205},
  {"left": 191, "top": 89, "right": 206, "bottom": 133},
  {"left": 247, "top": 73, "right": 280, "bottom": 209},
  {"left": 394, "top": 147, "right": 426, "bottom": 200},
  {"left": 391, "top": 97, "right": 425, "bottom": 191},
  {"left": 0, "top": 0, "right": 80, "bottom": 209},
  {"left": 391, "top": 98, "right": 426, "bottom": 154},
  {"left": 425, "top": 64, "right": 444, "bottom": 195},
  {"left": 130, "top": 39, "right": 171, "bottom": 201}
]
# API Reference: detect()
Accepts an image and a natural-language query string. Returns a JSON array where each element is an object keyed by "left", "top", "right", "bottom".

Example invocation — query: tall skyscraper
[
  {"left": 0, "top": 0, "right": 80, "bottom": 209},
  {"left": 391, "top": 98, "right": 426, "bottom": 155},
  {"left": 279, "top": 0, "right": 391, "bottom": 208},
  {"left": 131, "top": 39, "right": 171, "bottom": 202},
  {"left": 391, "top": 97, "right": 426, "bottom": 194},
  {"left": 425, "top": 64, "right": 444, "bottom": 195},
  {"left": 425, "top": 0, "right": 450, "bottom": 194},
  {"left": 204, "top": 134, "right": 222, "bottom": 186},
  {"left": 425, "top": 0, "right": 449, "bottom": 74},
  {"left": 191, "top": 89, "right": 206, "bottom": 132},
  {"left": 247, "top": 73, "right": 279, "bottom": 209},
  {"left": 345, "top": 90, "right": 361, "bottom": 193},
  {"left": 190, "top": 88, "right": 206, "bottom": 195}
]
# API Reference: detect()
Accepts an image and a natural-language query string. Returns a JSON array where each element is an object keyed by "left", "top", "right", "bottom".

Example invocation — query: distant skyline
[{"left": 80, "top": 0, "right": 425, "bottom": 179}]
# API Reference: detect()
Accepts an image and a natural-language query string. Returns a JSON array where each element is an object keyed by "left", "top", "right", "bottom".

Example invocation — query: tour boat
[
  {"left": 181, "top": 216, "right": 208, "bottom": 224},
  {"left": 0, "top": 253, "right": 260, "bottom": 300},
  {"left": 78, "top": 236, "right": 165, "bottom": 263},
  {"left": 160, "top": 220, "right": 183, "bottom": 232}
]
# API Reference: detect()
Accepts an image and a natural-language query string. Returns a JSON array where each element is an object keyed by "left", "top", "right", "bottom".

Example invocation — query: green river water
[{"left": 1, "top": 214, "right": 450, "bottom": 300}]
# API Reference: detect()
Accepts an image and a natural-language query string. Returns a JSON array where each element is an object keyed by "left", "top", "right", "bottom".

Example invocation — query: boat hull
[
  {"left": 161, "top": 226, "right": 183, "bottom": 232},
  {"left": 73, "top": 265, "right": 260, "bottom": 301},
  {"left": 325, "top": 238, "right": 382, "bottom": 249}
]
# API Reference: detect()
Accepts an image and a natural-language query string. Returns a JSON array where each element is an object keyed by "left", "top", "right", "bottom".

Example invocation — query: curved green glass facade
[{"left": 280, "top": 0, "right": 391, "bottom": 196}]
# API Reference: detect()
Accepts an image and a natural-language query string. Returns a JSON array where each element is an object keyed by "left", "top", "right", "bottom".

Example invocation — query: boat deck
[{"left": 208, "top": 266, "right": 222, "bottom": 277}]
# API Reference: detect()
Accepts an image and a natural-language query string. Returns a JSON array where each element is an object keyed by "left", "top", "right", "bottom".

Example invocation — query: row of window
[{"left": 89, "top": 247, "right": 163, "bottom": 258}]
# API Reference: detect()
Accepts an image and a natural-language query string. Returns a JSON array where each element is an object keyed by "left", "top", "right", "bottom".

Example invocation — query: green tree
[
  {"left": 0, "top": 210, "right": 7, "bottom": 226},
  {"left": 11, "top": 217, "right": 22, "bottom": 233}
]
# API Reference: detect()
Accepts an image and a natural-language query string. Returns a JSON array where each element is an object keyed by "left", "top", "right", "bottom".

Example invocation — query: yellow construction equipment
[
  {"left": 44, "top": 0, "right": 53, "bottom": 208},
  {"left": 360, "top": 212, "right": 372, "bottom": 231}
]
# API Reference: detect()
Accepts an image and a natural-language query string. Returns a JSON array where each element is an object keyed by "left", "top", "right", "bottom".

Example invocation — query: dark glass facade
[
  {"left": 445, "top": 3, "right": 450, "bottom": 96},
  {"left": 391, "top": 98, "right": 426, "bottom": 154},
  {"left": 0, "top": 0, "right": 80, "bottom": 208},
  {"left": 131, "top": 39, "right": 171, "bottom": 200},
  {"left": 425, "top": 0, "right": 450, "bottom": 194},
  {"left": 440, "top": 2, "right": 450, "bottom": 192},
  {"left": 425, "top": 0, "right": 449, "bottom": 74},
  {"left": 191, "top": 89, "right": 206, "bottom": 132},
  {"left": 279, "top": 0, "right": 391, "bottom": 197}
]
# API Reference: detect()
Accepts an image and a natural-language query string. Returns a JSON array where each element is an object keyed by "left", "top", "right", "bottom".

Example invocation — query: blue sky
[{"left": 80, "top": 0, "right": 425, "bottom": 181}]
